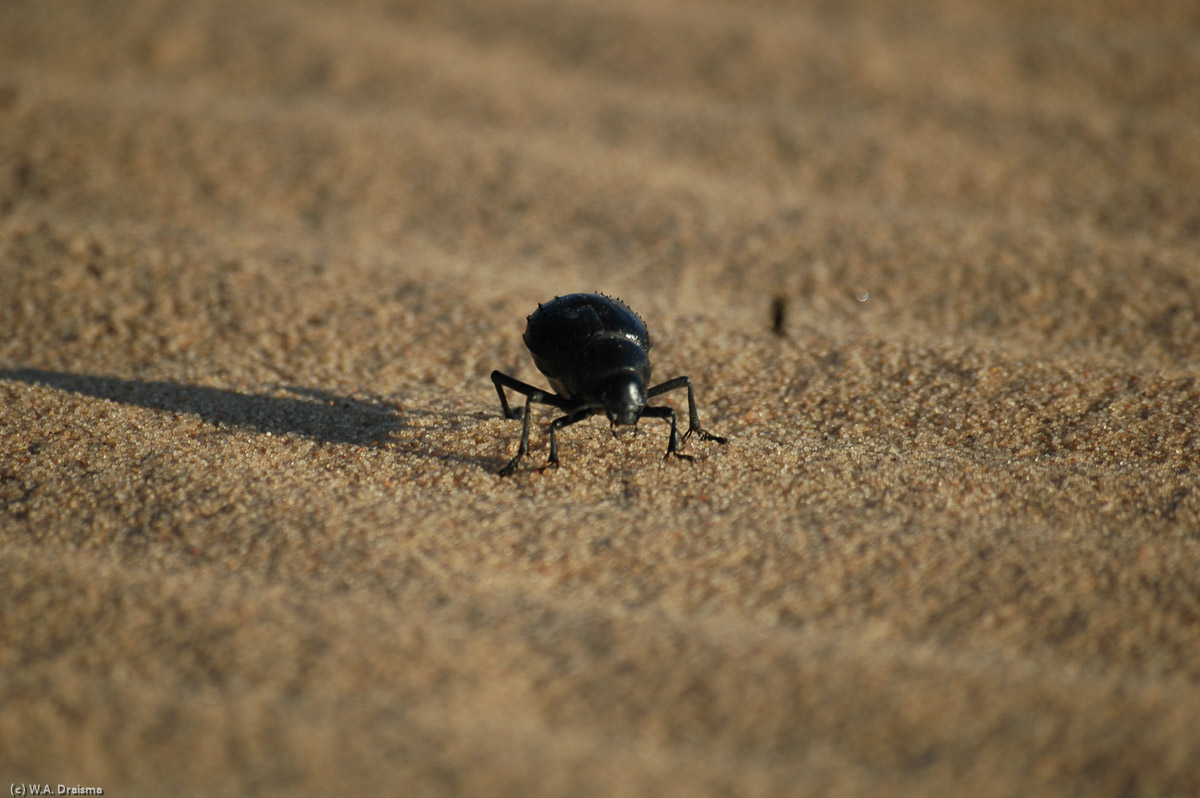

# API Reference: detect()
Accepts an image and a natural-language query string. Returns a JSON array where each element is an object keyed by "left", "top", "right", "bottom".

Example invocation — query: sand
[{"left": 2, "top": 1, "right": 1200, "bottom": 795}]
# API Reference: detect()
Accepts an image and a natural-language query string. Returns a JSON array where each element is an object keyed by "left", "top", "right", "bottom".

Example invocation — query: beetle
[{"left": 491, "top": 292, "right": 728, "bottom": 476}]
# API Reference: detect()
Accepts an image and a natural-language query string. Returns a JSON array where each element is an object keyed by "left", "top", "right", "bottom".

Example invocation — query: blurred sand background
[{"left": 3, "top": 1, "right": 1200, "bottom": 795}]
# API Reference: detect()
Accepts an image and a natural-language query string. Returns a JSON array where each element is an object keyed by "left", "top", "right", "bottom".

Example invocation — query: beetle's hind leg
[
  {"left": 492, "top": 371, "right": 578, "bottom": 476},
  {"left": 497, "top": 391, "right": 539, "bottom": 476},
  {"left": 492, "top": 370, "right": 543, "bottom": 420},
  {"left": 646, "top": 376, "right": 729, "bottom": 444}
]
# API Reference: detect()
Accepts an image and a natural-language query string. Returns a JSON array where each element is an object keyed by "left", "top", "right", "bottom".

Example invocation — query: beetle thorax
[{"left": 558, "top": 333, "right": 652, "bottom": 416}]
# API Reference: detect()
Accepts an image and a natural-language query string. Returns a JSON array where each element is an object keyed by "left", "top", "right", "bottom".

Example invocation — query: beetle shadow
[
  {"left": 0, "top": 367, "right": 404, "bottom": 448},
  {"left": 284, "top": 382, "right": 498, "bottom": 468}
]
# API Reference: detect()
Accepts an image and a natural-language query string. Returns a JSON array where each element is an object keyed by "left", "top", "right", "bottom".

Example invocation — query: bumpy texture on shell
[{"left": 523, "top": 293, "right": 651, "bottom": 384}]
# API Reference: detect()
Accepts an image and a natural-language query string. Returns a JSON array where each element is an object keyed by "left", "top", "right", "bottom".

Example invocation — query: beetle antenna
[{"left": 610, "top": 419, "right": 639, "bottom": 439}]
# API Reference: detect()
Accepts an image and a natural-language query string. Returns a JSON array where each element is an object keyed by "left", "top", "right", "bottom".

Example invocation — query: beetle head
[{"left": 600, "top": 373, "right": 647, "bottom": 428}]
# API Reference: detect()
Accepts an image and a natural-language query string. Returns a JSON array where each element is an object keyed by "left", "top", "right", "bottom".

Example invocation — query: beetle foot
[
  {"left": 498, "top": 454, "right": 527, "bottom": 476},
  {"left": 664, "top": 450, "right": 696, "bottom": 464},
  {"left": 685, "top": 427, "right": 728, "bottom": 445}
]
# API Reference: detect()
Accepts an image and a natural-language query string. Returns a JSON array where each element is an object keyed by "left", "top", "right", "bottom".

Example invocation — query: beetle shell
[{"left": 523, "top": 293, "right": 651, "bottom": 399}]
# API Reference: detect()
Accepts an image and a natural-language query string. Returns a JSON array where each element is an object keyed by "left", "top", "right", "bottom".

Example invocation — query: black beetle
[{"left": 491, "top": 293, "right": 728, "bottom": 476}]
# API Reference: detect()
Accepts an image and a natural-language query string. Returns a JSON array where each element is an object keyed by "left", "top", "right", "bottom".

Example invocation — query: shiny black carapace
[{"left": 491, "top": 293, "right": 728, "bottom": 476}]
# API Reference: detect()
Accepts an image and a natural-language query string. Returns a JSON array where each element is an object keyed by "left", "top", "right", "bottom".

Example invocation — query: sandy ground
[{"left": 3, "top": 1, "right": 1200, "bottom": 795}]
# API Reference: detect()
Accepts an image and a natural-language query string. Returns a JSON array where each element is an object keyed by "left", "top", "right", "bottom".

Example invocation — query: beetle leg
[
  {"left": 492, "top": 372, "right": 579, "bottom": 476},
  {"left": 641, "top": 405, "right": 694, "bottom": 462},
  {"left": 492, "top": 372, "right": 518, "bottom": 419},
  {"left": 491, "top": 370, "right": 533, "bottom": 419},
  {"left": 498, "top": 391, "right": 539, "bottom": 476},
  {"left": 544, "top": 407, "right": 600, "bottom": 471},
  {"left": 492, "top": 371, "right": 574, "bottom": 417},
  {"left": 646, "top": 376, "right": 729, "bottom": 444}
]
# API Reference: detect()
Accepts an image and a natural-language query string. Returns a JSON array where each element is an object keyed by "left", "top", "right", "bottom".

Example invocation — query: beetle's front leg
[
  {"left": 642, "top": 405, "right": 694, "bottom": 463},
  {"left": 646, "top": 376, "right": 728, "bottom": 444}
]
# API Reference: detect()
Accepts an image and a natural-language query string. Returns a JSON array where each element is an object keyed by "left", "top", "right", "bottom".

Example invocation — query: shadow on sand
[{"left": 0, "top": 367, "right": 401, "bottom": 447}]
